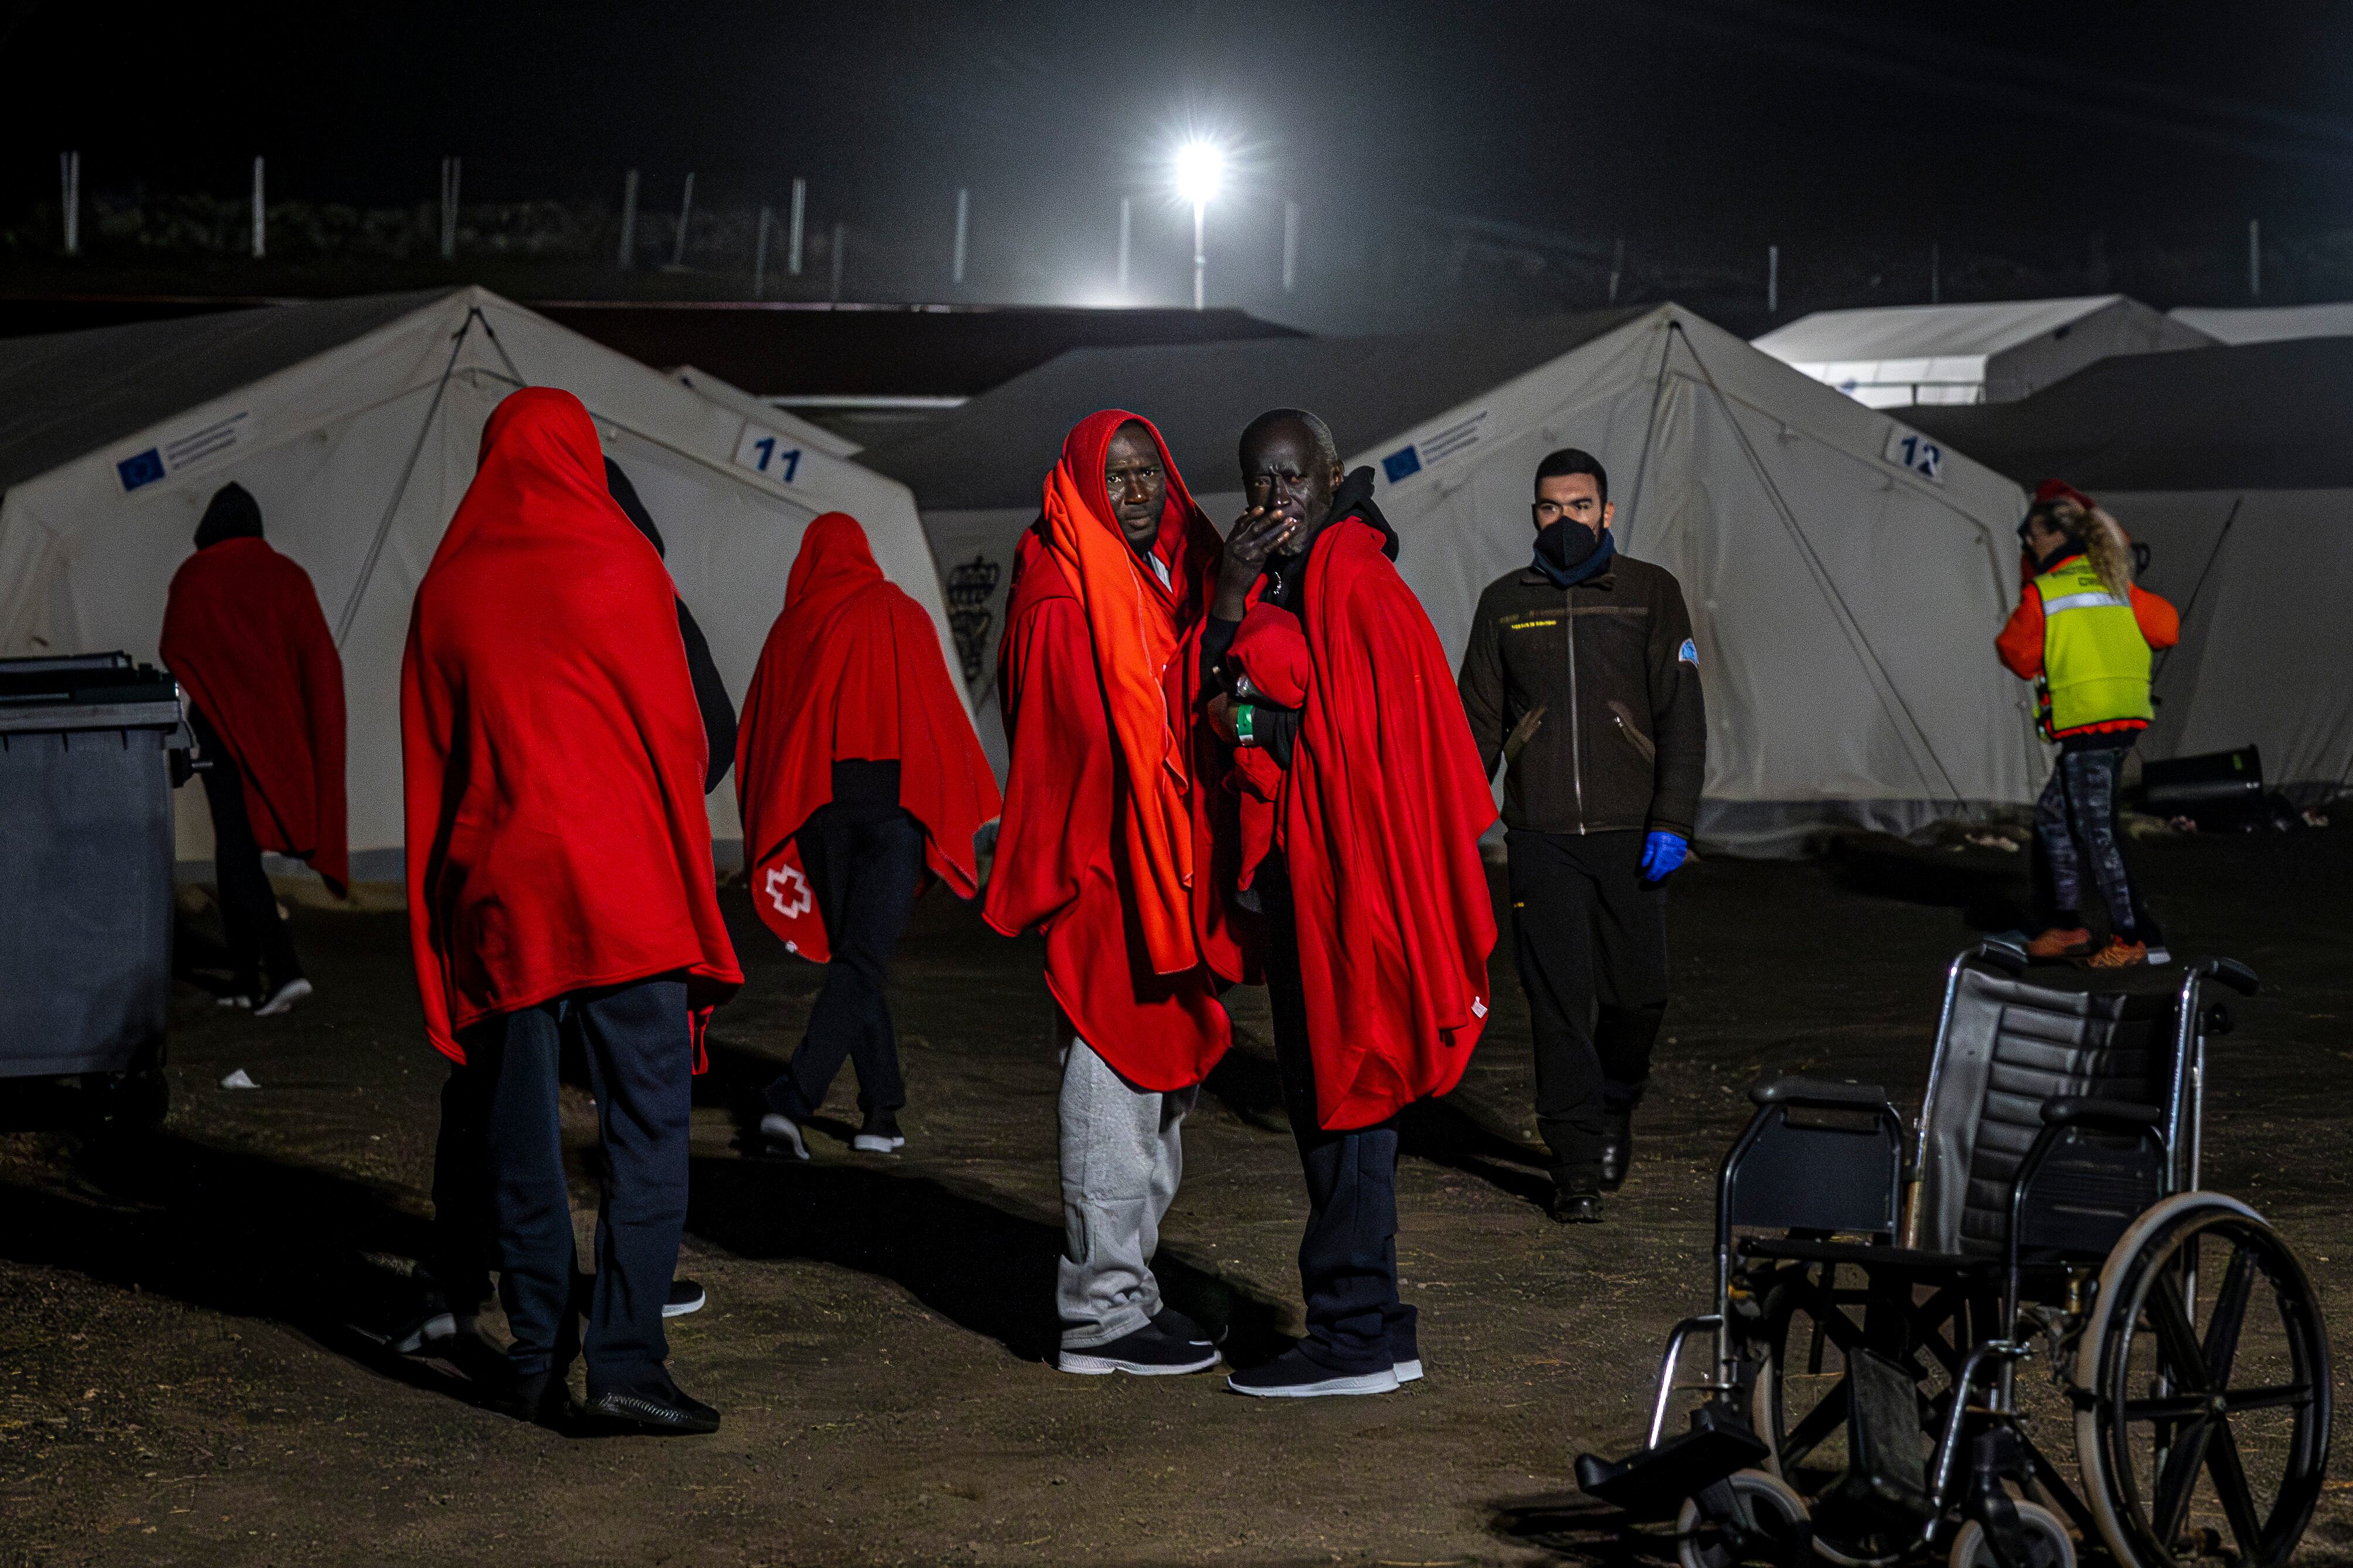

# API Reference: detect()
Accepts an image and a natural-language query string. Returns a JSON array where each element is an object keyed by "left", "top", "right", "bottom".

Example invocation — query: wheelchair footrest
[{"left": 1576, "top": 1403, "right": 1771, "bottom": 1522}]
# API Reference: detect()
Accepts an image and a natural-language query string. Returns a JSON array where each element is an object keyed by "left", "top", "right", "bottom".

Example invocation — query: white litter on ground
[{"left": 219, "top": 1069, "right": 259, "bottom": 1090}]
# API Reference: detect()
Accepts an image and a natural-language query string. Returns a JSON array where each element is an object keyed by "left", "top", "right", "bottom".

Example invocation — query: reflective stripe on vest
[{"left": 2034, "top": 561, "right": 2153, "bottom": 733}]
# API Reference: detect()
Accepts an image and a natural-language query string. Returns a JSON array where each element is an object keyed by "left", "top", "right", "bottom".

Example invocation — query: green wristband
[{"left": 1235, "top": 703, "right": 1257, "bottom": 747}]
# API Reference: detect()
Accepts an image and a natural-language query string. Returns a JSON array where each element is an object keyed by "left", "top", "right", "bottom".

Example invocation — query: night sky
[{"left": 12, "top": 3, "right": 2353, "bottom": 264}]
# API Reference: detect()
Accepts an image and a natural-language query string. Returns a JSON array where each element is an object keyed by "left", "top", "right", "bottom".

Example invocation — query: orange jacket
[{"left": 1996, "top": 554, "right": 2180, "bottom": 737}]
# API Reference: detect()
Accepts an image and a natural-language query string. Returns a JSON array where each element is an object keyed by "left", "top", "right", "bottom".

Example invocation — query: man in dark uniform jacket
[{"left": 1457, "top": 448, "right": 1706, "bottom": 1223}]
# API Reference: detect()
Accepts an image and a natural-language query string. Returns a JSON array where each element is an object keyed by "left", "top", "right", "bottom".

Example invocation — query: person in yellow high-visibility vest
[{"left": 1997, "top": 480, "right": 2180, "bottom": 968}]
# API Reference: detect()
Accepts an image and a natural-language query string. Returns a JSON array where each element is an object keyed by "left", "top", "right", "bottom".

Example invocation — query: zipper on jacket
[{"left": 1564, "top": 586, "right": 1584, "bottom": 832}]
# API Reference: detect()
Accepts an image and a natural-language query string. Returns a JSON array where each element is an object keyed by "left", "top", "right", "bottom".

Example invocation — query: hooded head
[
  {"left": 604, "top": 457, "right": 665, "bottom": 558},
  {"left": 785, "top": 511, "right": 884, "bottom": 609},
  {"left": 193, "top": 481, "right": 264, "bottom": 549}
]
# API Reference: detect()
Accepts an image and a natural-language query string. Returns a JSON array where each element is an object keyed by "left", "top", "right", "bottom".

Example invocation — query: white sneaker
[
  {"left": 254, "top": 978, "right": 312, "bottom": 1017},
  {"left": 1394, "top": 1358, "right": 1424, "bottom": 1383},
  {"left": 390, "top": 1310, "right": 457, "bottom": 1355},
  {"left": 216, "top": 993, "right": 255, "bottom": 1009},
  {"left": 759, "top": 1113, "right": 809, "bottom": 1160},
  {"left": 851, "top": 1132, "right": 906, "bottom": 1153}
]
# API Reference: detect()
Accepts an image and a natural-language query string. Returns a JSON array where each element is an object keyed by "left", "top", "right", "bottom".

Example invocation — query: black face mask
[{"left": 1536, "top": 520, "right": 1601, "bottom": 572}]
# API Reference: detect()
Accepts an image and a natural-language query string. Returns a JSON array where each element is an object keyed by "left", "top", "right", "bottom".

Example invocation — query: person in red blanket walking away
[
  {"left": 403, "top": 387, "right": 741, "bottom": 1435},
  {"left": 736, "top": 511, "right": 1000, "bottom": 1159},
  {"left": 159, "top": 481, "right": 346, "bottom": 1016},
  {"left": 1204, "top": 410, "right": 1501, "bottom": 1398},
  {"left": 985, "top": 411, "right": 1249, "bottom": 1378}
]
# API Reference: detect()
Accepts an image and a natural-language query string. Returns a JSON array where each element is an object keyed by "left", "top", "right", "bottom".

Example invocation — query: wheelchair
[{"left": 1577, "top": 943, "right": 2332, "bottom": 1568}]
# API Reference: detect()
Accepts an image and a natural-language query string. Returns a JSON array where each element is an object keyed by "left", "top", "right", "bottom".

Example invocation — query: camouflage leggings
[{"left": 2034, "top": 742, "right": 2140, "bottom": 939}]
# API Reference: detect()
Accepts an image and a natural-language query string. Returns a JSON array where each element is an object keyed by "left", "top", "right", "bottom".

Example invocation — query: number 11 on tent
[{"left": 734, "top": 426, "right": 804, "bottom": 484}]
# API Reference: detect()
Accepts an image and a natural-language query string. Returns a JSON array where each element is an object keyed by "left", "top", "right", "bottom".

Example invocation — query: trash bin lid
[{"left": 0, "top": 652, "right": 180, "bottom": 733}]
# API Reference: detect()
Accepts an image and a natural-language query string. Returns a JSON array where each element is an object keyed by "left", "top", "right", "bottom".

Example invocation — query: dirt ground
[{"left": 3, "top": 828, "right": 2349, "bottom": 1567}]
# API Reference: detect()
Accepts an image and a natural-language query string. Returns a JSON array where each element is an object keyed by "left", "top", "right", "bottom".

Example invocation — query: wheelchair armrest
[
  {"left": 1974, "top": 938, "right": 2030, "bottom": 975},
  {"left": 2042, "top": 1096, "right": 2163, "bottom": 1130},
  {"left": 2197, "top": 958, "right": 2260, "bottom": 997},
  {"left": 1749, "top": 1075, "right": 1891, "bottom": 1111}
]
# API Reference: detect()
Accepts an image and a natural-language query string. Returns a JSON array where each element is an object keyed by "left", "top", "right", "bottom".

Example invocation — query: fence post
[
  {"left": 251, "top": 157, "right": 266, "bottom": 259},
  {"left": 618, "top": 169, "right": 639, "bottom": 271},
  {"left": 2248, "top": 218, "right": 2262, "bottom": 300},
  {"left": 60, "top": 152, "right": 79, "bottom": 256},
  {"left": 1117, "top": 197, "right": 1132, "bottom": 292},
  {"left": 1767, "top": 243, "right": 1779, "bottom": 315},
  {"left": 1283, "top": 199, "right": 1300, "bottom": 292},
  {"left": 953, "top": 187, "right": 969, "bottom": 286},
  {"left": 789, "top": 178, "right": 806, "bottom": 276},
  {"left": 1930, "top": 241, "right": 1940, "bottom": 304},
  {"left": 830, "top": 221, "right": 847, "bottom": 303},
  {"left": 753, "top": 205, "right": 772, "bottom": 299},
  {"left": 671, "top": 173, "right": 696, "bottom": 268},
  {"left": 440, "top": 157, "right": 461, "bottom": 261}
]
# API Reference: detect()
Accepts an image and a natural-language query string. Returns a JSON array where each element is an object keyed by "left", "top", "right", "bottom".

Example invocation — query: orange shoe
[
  {"left": 2081, "top": 937, "right": 2149, "bottom": 970},
  {"left": 2026, "top": 926, "right": 2094, "bottom": 959}
]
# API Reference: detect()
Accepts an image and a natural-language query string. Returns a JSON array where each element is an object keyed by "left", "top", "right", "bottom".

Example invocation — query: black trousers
[
  {"left": 466, "top": 975, "right": 692, "bottom": 1399},
  {"left": 762, "top": 801, "right": 923, "bottom": 1122},
  {"left": 429, "top": 1057, "right": 497, "bottom": 1313},
  {"left": 191, "top": 706, "right": 301, "bottom": 996},
  {"left": 1262, "top": 869, "right": 1412, "bottom": 1376},
  {"left": 1506, "top": 828, "right": 1668, "bottom": 1182}
]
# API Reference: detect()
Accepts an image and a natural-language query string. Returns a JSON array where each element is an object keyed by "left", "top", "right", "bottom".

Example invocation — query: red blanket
[
  {"left": 401, "top": 387, "right": 741, "bottom": 1065},
  {"left": 1281, "top": 516, "right": 1499, "bottom": 1129},
  {"left": 735, "top": 511, "right": 1001, "bottom": 961},
  {"left": 160, "top": 537, "right": 349, "bottom": 896},
  {"left": 984, "top": 411, "right": 1242, "bottom": 1089}
]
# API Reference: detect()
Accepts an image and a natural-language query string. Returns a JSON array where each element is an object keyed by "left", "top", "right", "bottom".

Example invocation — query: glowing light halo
[{"left": 1173, "top": 140, "right": 1225, "bottom": 208}]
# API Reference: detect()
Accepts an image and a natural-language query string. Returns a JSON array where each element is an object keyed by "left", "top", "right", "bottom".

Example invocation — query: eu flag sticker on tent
[
  {"left": 117, "top": 448, "right": 166, "bottom": 493},
  {"left": 1382, "top": 445, "right": 1422, "bottom": 484}
]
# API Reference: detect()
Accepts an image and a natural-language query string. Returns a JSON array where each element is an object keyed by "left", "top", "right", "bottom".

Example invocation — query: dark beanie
[{"left": 193, "top": 481, "right": 264, "bottom": 549}]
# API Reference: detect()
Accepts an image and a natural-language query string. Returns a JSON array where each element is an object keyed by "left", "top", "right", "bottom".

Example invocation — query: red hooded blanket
[
  {"left": 735, "top": 511, "right": 1001, "bottom": 961},
  {"left": 1279, "top": 513, "right": 1499, "bottom": 1130},
  {"left": 160, "top": 530, "right": 349, "bottom": 896},
  {"left": 983, "top": 411, "right": 1242, "bottom": 1089},
  {"left": 401, "top": 387, "right": 741, "bottom": 1064}
]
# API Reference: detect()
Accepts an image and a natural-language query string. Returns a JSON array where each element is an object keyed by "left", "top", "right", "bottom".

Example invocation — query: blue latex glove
[{"left": 1641, "top": 831, "right": 1689, "bottom": 883}]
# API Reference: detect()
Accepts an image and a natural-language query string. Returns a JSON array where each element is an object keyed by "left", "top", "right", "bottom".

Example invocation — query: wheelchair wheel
[
  {"left": 1677, "top": 1468, "right": 1812, "bottom": 1568},
  {"left": 1947, "top": 1501, "right": 2074, "bottom": 1568},
  {"left": 2074, "top": 1192, "right": 2332, "bottom": 1568}
]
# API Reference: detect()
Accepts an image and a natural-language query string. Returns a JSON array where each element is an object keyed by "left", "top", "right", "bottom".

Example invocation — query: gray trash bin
[{"left": 1, "top": 653, "right": 191, "bottom": 1123}]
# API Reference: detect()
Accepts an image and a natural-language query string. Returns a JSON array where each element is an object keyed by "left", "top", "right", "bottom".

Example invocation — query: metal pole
[
  {"left": 1283, "top": 200, "right": 1300, "bottom": 292},
  {"left": 1930, "top": 241, "right": 1940, "bottom": 304},
  {"left": 2249, "top": 218, "right": 2262, "bottom": 300},
  {"left": 1192, "top": 201, "right": 1206, "bottom": 310},
  {"left": 251, "top": 157, "right": 265, "bottom": 259},
  {"left": 672, "top": 173, "right": 695, "bottom": 268},
  {"left": 617, "top": 168, "right": 639, "bottom": 271},
  {"left": 1608, "top": 236, "right": 1624, "bottom": 305},
  {"left": 441, "top": 157, "right": 461, "bottom": 261},
  {"left": 952, "top": 186, "right": 969, "bottom": 286},
  {"left": 1117, "top": 197, "right": 1132, "bottom": 292},
  {"left": 60, "top": 152, "right": 79, "bottom": 256},
  {"left": 831, "top": 220, "right": 846, "bottom": 303},
  {"left": 753, "top": 205, "right": 772, "bottom": 299},
  {"left": 788, "top": 177, "right": 806, "bottom": 275},
  {"left": 1767, "top": 243, "right": 1779, "bottom": 315}
]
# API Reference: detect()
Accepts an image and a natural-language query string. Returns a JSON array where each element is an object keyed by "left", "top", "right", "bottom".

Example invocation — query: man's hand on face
[
  {"left": 1213, "top": 505, "right": 1304, "bottom": 617},
  {"left": 1104, "top": 422, "right": 1168, "bottom": 554}
]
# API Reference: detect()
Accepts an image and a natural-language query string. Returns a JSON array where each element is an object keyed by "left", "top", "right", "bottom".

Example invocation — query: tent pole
[
  {"left": 2151, "top": 496, "right": 2240, "bottom": 694},
  {"left": 333, "top": 309, "right": 480, "bottom": 647}
]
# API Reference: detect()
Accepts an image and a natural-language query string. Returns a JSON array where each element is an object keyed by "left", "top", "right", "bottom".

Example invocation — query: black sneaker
[
  {"left": 663, "top": 1277, "right": 707, "bottom": 1318},
  {"left": 1057, "top": 1322, "right": 1219, "bottom": 1376},
  {"left": 1598, "top": 1107, "right": 1634, "bottom": 1191},
  {"left": 1227, "top": 1346, "right": 1399, "bottom": 1399},
  {"left": 1152, "top": 1306, "right": 1219, "bottom": 1345},
  {"left": 582, "top": 1375, "right": 720, "bottom": 1435},
  {"left": 495, "top": 1365, "right": 573, "bottom": 1429}
]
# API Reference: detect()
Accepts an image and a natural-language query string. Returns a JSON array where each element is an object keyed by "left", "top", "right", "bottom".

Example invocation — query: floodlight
[{"left": 1174, "top": 141, "right": 1224, "bottom": 208}]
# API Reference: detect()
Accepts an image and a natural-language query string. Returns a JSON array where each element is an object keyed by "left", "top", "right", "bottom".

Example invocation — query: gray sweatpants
[{"left": 1056, "top": 1036, "right": 1197, "bottom": 1350}]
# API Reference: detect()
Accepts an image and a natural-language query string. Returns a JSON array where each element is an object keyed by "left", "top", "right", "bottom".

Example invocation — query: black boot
[
  {"left": 1548, "top": 1170, "right": 1604, "bottom": 1224},
  {"left": 1599, "top": 1106, "right": 1634, "bottom": 1192}
]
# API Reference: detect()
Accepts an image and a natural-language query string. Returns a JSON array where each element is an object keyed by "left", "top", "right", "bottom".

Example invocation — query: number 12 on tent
[
  {"left": 734, "top": 426, "right": 803, "bottom": 484},
  {"left": 1884, "top": 428, "right": 1943, "bottom": 484}
]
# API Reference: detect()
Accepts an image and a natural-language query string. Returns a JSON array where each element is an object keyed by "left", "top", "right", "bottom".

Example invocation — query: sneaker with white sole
[
  {"left": 1227, "top": 1346, "right": 1400, "bottom": 1398},
  {"left": 852, "top": 1113, "right": 906, "bottom": 1154},
  {"left": 390, "top": 1308, "right": 458, "bottom": 1355},
  {"left": 663, "top": 1277, "right": 707, "bottom": 1318},
  {"left": 1057, "top": 1322, "right": 1219, "bottom": 1376},
  {"left": 216, "top": 992, "right": 255, "bottom": 1009},
  {"left": 758, "top": 1113, "right": 810, "bottom": 1160},
  {"left": 254, "top": 977, "right": 312, "bottom": 1017}
]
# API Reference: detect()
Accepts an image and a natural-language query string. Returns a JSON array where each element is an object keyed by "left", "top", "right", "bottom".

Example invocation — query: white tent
[
  {"left": 861, "top": 304, "right": 2044, "bottom": 854},
  {"left": 2167, "top": 302, "right": 2353, "bottom": 345},
  {"left": 1754, "top": 296, "right": 2214, "bottom": 408},
  {"left": 1909, "top": 337, "right": 2353, "bottom": 801},
  {"left": 668, "top": 364, "right": 863, "bottom": 457},
  {"left": 0, "top": 286, "right": 961, "bottom": 880}
]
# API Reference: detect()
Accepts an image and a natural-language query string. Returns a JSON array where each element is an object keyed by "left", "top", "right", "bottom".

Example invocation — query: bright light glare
[{"left": 1174, "top": 141, "right": 1224, "bottom": 207}]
